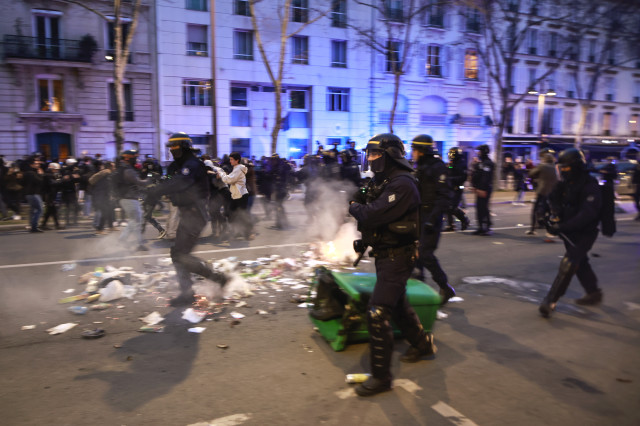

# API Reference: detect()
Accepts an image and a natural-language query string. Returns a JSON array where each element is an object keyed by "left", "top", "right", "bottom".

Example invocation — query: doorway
[{"left": 37, "top": 132, "right": 72, "bottom": 161}]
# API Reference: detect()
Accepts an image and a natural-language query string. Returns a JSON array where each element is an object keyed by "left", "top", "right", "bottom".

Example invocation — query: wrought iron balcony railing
[{"left": 3, "top": 35, "right": 93, "bottom": 62}]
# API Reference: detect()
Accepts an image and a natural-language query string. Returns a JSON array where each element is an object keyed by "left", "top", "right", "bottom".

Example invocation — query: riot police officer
[
  {"left": 349, "top": 133, "right": 436, "bottom": 397},
  {"left": 539, "top": 148, "right": 603, "bottom": 318},
  {"left": 411, "top": 135, "right": 456, "bottom": 304},
  {"left": 444, "top": 147, "right": 470, "bottom": 232},
  {"left": 147, "top": 133, "right": 227, "bottom": 307},
  {"left": 471, "top": 144, "right": 495, "bottom": 235}
]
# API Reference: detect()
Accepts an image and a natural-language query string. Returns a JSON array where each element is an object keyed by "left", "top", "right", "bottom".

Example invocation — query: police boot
[
  {"left": 575, "top": 290, "right": 603, "bottom": 306},
  {"left": 539, "top": 256, "right": 577, "bottom": 318},
  {"left": 538, "top": 297, "right": 557, "bottom": 318},
  {"left": 439, "top": 284, "right": 456, "bottom": 305},
  {"left": 169, "top": 290, "right": 196, "bottom": 307},
  {"left": 461, "top": 216, "right": 470, "bottom": 231},
  {"left": 355, "top": 376, "right": 392, "bottom": 397},
  {"left": 442, "top": 225, "right": 455, "bottom": 232},
  {"left": 401, "top": 332, "right": 437, "bottom": 363}
]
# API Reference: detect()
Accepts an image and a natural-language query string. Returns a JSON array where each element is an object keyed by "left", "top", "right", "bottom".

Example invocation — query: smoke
[{"left": 302, "top": 179, "right": 358, "bottom": 242}]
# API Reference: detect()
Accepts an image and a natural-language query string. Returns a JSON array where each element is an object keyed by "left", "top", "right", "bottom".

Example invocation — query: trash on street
[{"left": 47, "top": 323, "right": 78, "bottom": 335}]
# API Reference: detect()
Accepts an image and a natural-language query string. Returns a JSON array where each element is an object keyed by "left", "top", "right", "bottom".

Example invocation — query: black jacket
[
  {"left": 549, "top": 172, "right": 602, "bottom": 236},
  {"left": 471, "top": 157, "right": 495, "bottom": 192},
  {"left": 415, "top": 157, "right": 451, "bottom": 224}
]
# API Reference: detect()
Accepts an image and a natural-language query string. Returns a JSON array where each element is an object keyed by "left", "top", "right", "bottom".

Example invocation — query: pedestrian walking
[
  {"left": 22, "top": 156, "right": 45, "bottom": 232},
  {"left": 113, "top": 150, "right": 148, "bottom": 251},
  {"left": 147, "top": 132, "right": 228, "bottom": 307},
  {"left": 526, "top": 151, "right": 558, "bottom": 235},
  {"left": 539, "top": 148, "right": 604, "bottom": 318},
  {"left": 411, "top": 134, "right": 456, "bottom": 304},
  {"left": 40, "top": 162, "right": 62, "bottom": 230},
  {"left": 215, "top": 152, "right": 254, "bottom": 240},
  {"left": 89, "top": 161, "right": 115, "bottom": 235},
  {"left": 348, "top": 133, "right": 436, "bottom": 397},
  {"left": 470, "top": 144, "right": 495, "bottom": 235}
]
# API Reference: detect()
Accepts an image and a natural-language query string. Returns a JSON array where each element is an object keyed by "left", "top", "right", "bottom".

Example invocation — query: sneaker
[
  {"left": 575, "top": 290, "right": 603, "bottom": 306},
  {"left": 525, "top": 230, "right": 536, "bottom": 236},
  {"left": 400, "top": 333, "right": 437, "bottom": 363},
  {"left": 539, "top": 300, "right": 557, "bottom": 318},
  {"left": 354, "top": 377, "right": 392, "bottom": 397},
  {"left": 439, "top": 284, "right": 456, "bottom": 305},
  {"left": 157, "top": 229, "right": 167, "bottom": 239},
  {"left": 29, "top": 228, "right": 44, "bottom": 233},
  {"left": 169, "top": 292, "right": 196, "bottom": 307}
]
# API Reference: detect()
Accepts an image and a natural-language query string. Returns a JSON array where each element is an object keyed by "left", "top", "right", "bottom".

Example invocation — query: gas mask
[{"left": 168, "top": 144, "right": 183, "bottom": 160}]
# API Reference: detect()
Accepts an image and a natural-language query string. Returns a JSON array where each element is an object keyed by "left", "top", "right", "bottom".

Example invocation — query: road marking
[
  {"left": 393, "top": 378, "right": 422, "bottom": 395},
  {"left": 0, "top": 242, "right": 313, "bottom": 270},
  {"left": 186, "top": 413, "right": 251, "bottom": 426},
  {"left": 431, "top": 401, "right": 478, "bottom": 426}
]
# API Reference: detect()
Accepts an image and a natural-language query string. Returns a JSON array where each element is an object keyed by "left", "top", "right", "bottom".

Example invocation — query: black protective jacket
[
  {"left": 548, "top": 172, "right": 601, "bottom": 236},
  {"left": 471, "top": 157, "right": 495, "bottom": 192},
  {"left": 415, "top": 157, "right": 451, "bottom": 224},
  {"left": 152, "top": 152, "right": 209, "bottom": 208}
]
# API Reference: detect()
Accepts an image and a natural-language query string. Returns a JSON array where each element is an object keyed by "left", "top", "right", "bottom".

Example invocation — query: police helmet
[
  {"left": 448, "top": 147, "right": 462, "bottom": 162},
  {"left": 65, "top": 158, "right": 77, "bottom": 166},
  {"left": 558, "top": 148, "right": 585, "bottom": 170},
  {"left": 476, "top": 144, "right": 490, "bottom": 156},
  {"left": 121, "top": 149, "right": 139, "bottom": 157},
  {"left": 366, "top": 133, "right": 412, "bottom": 171},
  {"left": 48, "top": 162, "right": 61, "bottom": 170},
  {"left": 166, "top": 132, "right": 192, "bottom": 149},
  {"left": 411, "top": 134, "right": 437, "bottom": 156}
]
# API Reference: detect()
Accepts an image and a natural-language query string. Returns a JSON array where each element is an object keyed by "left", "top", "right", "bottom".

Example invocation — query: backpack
[{"left": 599, "top": 182, "right": 616, "bottom": 237}]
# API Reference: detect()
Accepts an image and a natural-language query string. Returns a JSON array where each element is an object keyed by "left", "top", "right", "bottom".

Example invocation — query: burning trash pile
[{"left": 44, "top": 230, "right": 366, "bottom": 337}]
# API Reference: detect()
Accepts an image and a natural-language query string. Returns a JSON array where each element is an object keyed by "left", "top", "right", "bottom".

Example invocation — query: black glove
[{"left": 351, "top": 186, "right": 367, "bottom": 205}]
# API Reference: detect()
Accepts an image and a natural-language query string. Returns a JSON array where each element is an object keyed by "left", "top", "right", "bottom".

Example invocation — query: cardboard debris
[
  {"left": 47, "top": 323, "right": 78, "bottom": 335},
  {"left": 182, "top": 308, "right": 206, "bottom": 324},
  {"left": 141, "top": 311, "right": 164, "bottom": 325}
]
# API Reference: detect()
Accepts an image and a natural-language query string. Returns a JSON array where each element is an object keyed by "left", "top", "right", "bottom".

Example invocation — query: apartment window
[
  {"left": 549, "top": 32, "right": 558, "bottom": 57},
  {"left": 588, "top": 39, "right": 596, "bottom": 62},
  {"left": 608, "top": 43, "right": 616, "bottom": 65},
  {"left": 525, "top": 107, "right": 535, "bottom": 133},
  {"left": 186, "top": 0, "right": 207, "bottom": 11},
  {"left": 427, "top": 44, "right": 442, "bottom": 77},
  {"left": 602, "top": 112, "right": 612, "bottom": 136},
  {"left": 425, "top": 0, "right": 444, "bottom": 27},
  {"left": 331, "top": 0, "right": 347, "bottom": 28},
  {"left": 290, "top": 90, "right": 307, "bottom": 109},
  {"left": 231, "top": 138, "right": 251, "bottom": 157},
  {"left": 508, "top": 0, "right": 519, "bottom": 12},
  {"left": 234, "top": 30, "right": 253, "bottom": 60},
  {"left": 331, "top": 40, "right": 347, "bottom": 67},
  {"left": 564, "top": 110, "right": 575, "bottom": 134},
  {"left": 108, "top": 82, "right": 133, "bottom": 121},
  {"left": 530, "top": 0, "right": 539, "bottom": 15},
  {"left": 567, "top": 36, "right": 579, "bottom": 60},
  {"left": 384, "top": 0, "right": 404, "bottom": 22},
  {"left": 528, "top": 68, "right": 536, "bottom": 92},
  {"left": 528, "top": 29, "right": 537, "bottom": 55},
  {"left": 182, "top": 79, "right": 211, "bottom": 106},
  {"left": 567, "top": 73, "right": 577, "bottom": 98},
  {"left": 292, "top": 36, "right": 309, "bottom": 64},
  {"left": 106, "top": 21, "right": 131, "bottom": 62},
  {"left": 234, "top": 0, "right": 250, "bottom": 16},
  {"left": 187, "top": 24, "right": 207, "bottom": 56},
  {"left": 386, "top": 40, "right": 402, "bottom": 73},
  {"left": 291, "top": 0, "right": 309, "bottom": 23},
  {"left": 231, "top": 87, "right": 250, "bottom": 127},
  {"left": 38, "top": 76, "right": 64, "bottom": 112},
  {"left": 605, "top": 78, "right": 615, "bottom": 101},
  {"left": 34, "top": 11, "right": 61, "bottom": 59},
  {"left": 466, "top": 7, "right": 480, "bottom": 33},
  {"left": 634, "top": 81, "right": 640, "bottom": 103},
  {"left": 327, "top": 88, "right": 349, "bottom": 112},
  {"left": 464, "top": 49, "right": 478, "bottom": 80},
  {"left": 630, "top": 114, "right": 639, "bottom": 136}
]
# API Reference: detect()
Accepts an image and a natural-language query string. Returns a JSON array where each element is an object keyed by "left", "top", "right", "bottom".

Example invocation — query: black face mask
[
  {"left": 367, "top": 151, "right": 385, "bottom": 173},
  {"left": 170, "top": 147, "right": 183, "bottom": 160}
]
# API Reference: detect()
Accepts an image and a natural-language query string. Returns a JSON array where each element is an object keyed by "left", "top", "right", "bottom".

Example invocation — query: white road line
[
  {"left": 0, "top": 242, "right": 312, "bottom": 270},
  {"left": 431, "top": 401, "right": 479, "bottom": 426}
]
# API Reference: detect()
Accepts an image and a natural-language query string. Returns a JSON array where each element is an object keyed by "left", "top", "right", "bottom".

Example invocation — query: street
[{"left": 0, "top": 192, "right": 639, "bottom": 426}]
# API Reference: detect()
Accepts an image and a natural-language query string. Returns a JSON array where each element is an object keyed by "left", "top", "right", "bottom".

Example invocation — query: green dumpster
[{"left": 308, "top": 267, "right": 441, "bottom": 351}]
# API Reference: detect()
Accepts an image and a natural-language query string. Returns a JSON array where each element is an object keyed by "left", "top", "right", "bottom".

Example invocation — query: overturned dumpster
[{"left": 309, "top": 267, "right": 441, "bottom": 351}]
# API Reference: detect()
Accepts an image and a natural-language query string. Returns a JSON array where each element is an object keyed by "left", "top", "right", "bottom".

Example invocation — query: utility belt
[{"left": 370, "top": 242, "right": 417, "bottom": 260}]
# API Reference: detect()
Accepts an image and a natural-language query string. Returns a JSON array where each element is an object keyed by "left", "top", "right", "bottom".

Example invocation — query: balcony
[
  {"left": 3, "top": 35, "right": 94, "bottom": 64},
  {"left": 379, "top": 111, "right": 408, "bottom": 124}
]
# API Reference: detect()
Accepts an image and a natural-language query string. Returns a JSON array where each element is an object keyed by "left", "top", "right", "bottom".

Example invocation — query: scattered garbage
[
  {"left": 217, "top": 344, "right": 229, "bottom": 349},
  {"left": 98, "top": 280, "right": 125, "bottom": 302},
  {"left": 140, "top": 311, "right": 164, "bottom": 325},
  {"left": 81, "top": 328, "right": 106, "bottom": 339},
  {"left": 59, "top": 294, "right": 88, "bottom": 304},
  {"left": 68, "top": 306, "right": 88, "bottom": 315},
  {"left": 182, "top": 308, "right": 206, "bottom": 324},
  {"left": 230, "top": 312, "right": 245, "bottom": 319},
  {"left": 62, "top": 288, "right": 75, "bottom": 294},
  {"left": 90, "top": 303, "right": 111, "bottom": 311},
  {"left": 345, "top": 374, "right": 371, "bottom": 384},
  {"left": 61, "top": 263, "right": 77, "bottom": 271},
  {"left": 448, "top": 296, "right": 464, "bottom": 303},
  {"left": 47, "top": 323, "right": 78, "bottom": 335},
  {"left": 139, "top": 325, "right": 164, "bottom": 333},
  {"left": 437, "top": 311, "right": 449, "bottom": 320},
  {"left": 188, "top": 327, "right": 206, "bottom": 333},
  {"left": 21, "top": 325, "right": 36, "bottom": 330}
]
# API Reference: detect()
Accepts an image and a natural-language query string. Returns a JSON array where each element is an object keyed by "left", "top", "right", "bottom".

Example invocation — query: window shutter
[
  {"left": 610, "top": 113, "right": 617, "bottom": 135},
  {"left": 442, "top": 45, "right": 449, "bottom": 78}
]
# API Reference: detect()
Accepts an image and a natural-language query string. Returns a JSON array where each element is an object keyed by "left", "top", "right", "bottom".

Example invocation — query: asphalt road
[{"left": 0, "top": 192, "right": 639, "bottom": 426}]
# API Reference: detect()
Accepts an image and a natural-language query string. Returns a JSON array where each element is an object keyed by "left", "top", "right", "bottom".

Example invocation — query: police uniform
[
  {"left": 411, "top": 136, "right": 456, "bottom": 303},
  {"left": 471, "top": 145, "right": 495, "bottom": 235},
  {"left": 149, "top": 133, "right": 226, "bottom": 306},
  {"left": 348, "top": 133, "right": 436, "bottom": 397},
  {"left": 539, "top": 148, "right": 603, "bottom": 317},
  {"left": 445, "top": 148, "right": 470, "bottom": 231}
]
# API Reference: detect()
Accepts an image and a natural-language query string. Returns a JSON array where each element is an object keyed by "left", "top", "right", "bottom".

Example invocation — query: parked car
[{"left": 591, "top": 160, "right": 638, "bottom": 197}]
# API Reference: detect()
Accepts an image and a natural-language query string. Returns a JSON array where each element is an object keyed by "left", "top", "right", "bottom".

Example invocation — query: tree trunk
[
  {"left": 389, "top": 71, "right": 402, "bottom": 134},
  {"left": 271, "top": 82, "right": 283, "bottom": 155},
  {"left": 575, "top": 103, "right": 589, "bottom": 149}
]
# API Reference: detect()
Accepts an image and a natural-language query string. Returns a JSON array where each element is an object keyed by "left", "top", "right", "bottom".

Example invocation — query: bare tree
[
  {"left": 351, "top": 0, "right": 434, "bottom": 133},
  {"left": 459, "top": 0, "right": 581, "bottom": 186},
  {"left": 60, "top": 0, "right": 142, "bottom": 157},
  {"left": 249, "top": 0, "right": 329, "bottom": 155},
  {"left": 564, "top": 1, "right": 640, "bottom": 148}
]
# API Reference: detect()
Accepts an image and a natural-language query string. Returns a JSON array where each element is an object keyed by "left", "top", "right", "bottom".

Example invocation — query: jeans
[
  {"left": 118, "top": 198, "right": 143, "bottom": 245},
  {"left": 26, "top": 194, "right": 43, "bottom": 230}
]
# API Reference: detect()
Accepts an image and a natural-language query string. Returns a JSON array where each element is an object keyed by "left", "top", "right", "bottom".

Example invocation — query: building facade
[{"left": 0, "top": 0, "right": 157, "bottom": 161}]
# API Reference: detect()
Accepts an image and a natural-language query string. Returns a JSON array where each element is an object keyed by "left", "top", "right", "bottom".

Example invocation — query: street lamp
[{"left": 528, "top": 87, "right": 556, "bottom": 138}]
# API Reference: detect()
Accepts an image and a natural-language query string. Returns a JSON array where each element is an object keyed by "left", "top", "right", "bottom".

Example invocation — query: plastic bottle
[
  {"left": 68, "top": 306, "right": 88, "bottom": 315},
  {"left": 345, "top": 373, "right": 371, "bottom": 384}
]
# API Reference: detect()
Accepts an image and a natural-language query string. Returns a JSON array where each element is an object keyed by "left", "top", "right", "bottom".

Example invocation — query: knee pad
[{"left": 368, "top": 305, "right": 391, "bottom": 326}]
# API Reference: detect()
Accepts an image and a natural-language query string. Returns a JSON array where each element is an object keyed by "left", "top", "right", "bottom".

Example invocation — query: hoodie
[{"left": 219, "top": 163, "right": 248, "bottom": 199}]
